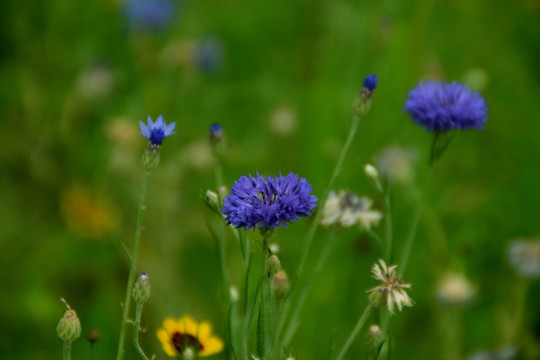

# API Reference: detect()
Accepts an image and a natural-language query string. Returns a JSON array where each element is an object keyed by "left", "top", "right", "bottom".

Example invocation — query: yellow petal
[
  {"left": 199, "top": 336, "right": 224, "bottom": 357},
  {"left": 162, "top": 318, "right": 180, "bottom": 334},
  {"left": 197, "top": 321, "right": 212, "bottom": 340},
  {"left": 178, "top": 315, "right": 198, "bottom": 336},
  {"left": 156, "top": 329, "right": 176, "bottom": 357}
]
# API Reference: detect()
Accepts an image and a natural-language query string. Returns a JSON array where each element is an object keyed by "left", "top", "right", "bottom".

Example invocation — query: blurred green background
[{"left": 1, "top": 0, "right": 540, "bottom": 358}]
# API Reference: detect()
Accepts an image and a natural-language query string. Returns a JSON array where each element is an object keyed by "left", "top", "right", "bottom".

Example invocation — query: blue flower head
[
  {"left": 222, "top": 172, "right": 318, "bottom": 230},
  {"left": 404, "top": 80, "right": 488, "bottom": 131},
  {"left": 209, "top": 122, "right": 224, "bottom": 142},
  {"left": 139, "top": 115, "right": 176, "bottom": 146},
  {"left": 363, "top": 74, "right": 378, "bottom": 93},
  {"left": 125, "top": 0, "right": 175, "bottom": 30}
]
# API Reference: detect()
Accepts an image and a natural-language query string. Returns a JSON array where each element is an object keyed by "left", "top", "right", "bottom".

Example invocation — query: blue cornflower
[
  {"left": 209, "top": 122, "right": 224, "bottom": 142},
  {"left": 404, "top": 80, "right": 488, "bottom": 131},
  {"left": 363, "top": 74, "right": 378, "bottom": 93},
  {"left": 138, "top": 115, "right": 176, "bottom": 146},
  {"left": 222, "top": 172, "right": 318, "bottom": 230},
  {"left": 125, "top": 0, "right": 175, "bottom": 30}
]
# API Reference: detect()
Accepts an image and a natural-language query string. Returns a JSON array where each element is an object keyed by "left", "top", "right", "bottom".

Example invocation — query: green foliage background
[{"left": 1, "top": 0, "right": 540, "bottom": 358}]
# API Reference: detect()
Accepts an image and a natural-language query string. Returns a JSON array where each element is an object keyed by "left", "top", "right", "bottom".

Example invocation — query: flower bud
[
  {"left": 354, "top": 74, "right": 378, "bottom": 117},
  {"left": 364, "top": 164, "right": 379, "bottom": 181},
  {"left": 205, "top": 190, "right": 221, "bottom": 213},
  {"left": 230, "top": 286, "right": 239, "bottom": 303},
  {"left": 269, "top": 243, "right": 280, "bottom": 255},
  {"left": 368, "top": 289, "right": 386, "bottom": 310},
  {"left": 132, "top": 272, "right": 151, "bottom": 304},
  {"left": 209, "top": 123, "right": 224, "bottom": 143},
  {"left": 183, "top": 347, "right": 196, "bottom": 360},
  {"left": 266, "top": 255, "right": 281, "bottom": 277},
  {"left": 218, "top": 185, "right": 228, "bottom": 199},
  {"left": 57, "top": 300, "right": 81, "bottom": 342},
  {"left": 273, "top": 270, "right": 290, "bottom": 302},
  {"left": 86, "top": 330, "right": 100, "bottom": 344},
  {"left": 141, "top": 145, "right": 160, "bottom": 170},
  {"left": 367, "top": 324, "right": 382, "bottom": 347}
]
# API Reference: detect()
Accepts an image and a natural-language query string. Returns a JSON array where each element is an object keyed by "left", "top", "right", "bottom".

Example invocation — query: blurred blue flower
[
  {"left": 209, "top": 122, "right": 223, "bottom": 142},
  {"left": 195, "top": 37, "right": 224, "bottom": 74},
  {"left": 404, "top": 80, "right": 488, "bottom": 131},
  {"left": 363, "top": 74, "right": 378, "bottom": 92},
  {"left": 138, "top": 115, "right": 176, "bottom": 146},
  {"left": 125, "top": 0, "right": 175, "bottom": 30},
  {"left": 222, "top": 173, "right": 318, "bottom": 230}
]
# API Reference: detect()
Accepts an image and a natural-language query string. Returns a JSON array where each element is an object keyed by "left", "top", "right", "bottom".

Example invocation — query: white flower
[
  {"left": 320, "top": 190, "right": 382, "bottom": 230},
  {"left": 376, "top": 146, "right": 417, "bottom": 184},
  {"left": 508, "top": 240, "right": 540, "bottom": 278},
  {"left": 368, "top": 259, "right": 413, "bottom": 314},
  {"left": 436, "top": 273, "right": 476, "bottom": 306}
]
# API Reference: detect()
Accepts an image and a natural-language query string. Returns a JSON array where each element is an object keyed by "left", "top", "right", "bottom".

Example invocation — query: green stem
[
  {"left": 116, "top": 170, "right": 151, "bottom": 360},
  {"left": 259, "top": 234, "right": 271, "bottom": 359},
  {"left": 282, "top": 233, "right": 336, "bottom": 346},
  {"left": 295, "top": 114, "right": 361, "bottom": 282},
  {"left": 335, "top": 304, "right": 373, "bottom": 360},
  {"left": 133, "top": 303, "right": 151, "bottom": 360},
  {"left": 399, "top": 166, "right": 432, "bottom": 274},
  {"left": 63, "top": 341, "right": 71, "bottom": 360},
  {"left": 383, "top": 191, "right": 393, "bottom": 262}
]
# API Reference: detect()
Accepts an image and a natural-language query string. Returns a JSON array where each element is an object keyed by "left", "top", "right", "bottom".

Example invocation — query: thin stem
[
  {"left": 63, "top": 341, "right": 71, "bottom": 360},
  {"left": 133, "top": 303, "right": 151, "bottom": 360},
  {"left": 116, "top": 170, "right": 151, "bottom": 360},
  {"left": 335, "top": 304, "right": 373, "bottom": 360},
  {"left": 258, "top": 234, "right": 271, "bottom": 359},
  {"left": 282, "top": 233, "right": 336, "bottom": 346},
  {"left": 383, "top": 190, "right": 393, "bottom": 262},
  {"left": 399, "top": 166, "right": 432, "bottom": 274},
  {"left": 295, "top": 114, "right": 361, "bottom": 282}
]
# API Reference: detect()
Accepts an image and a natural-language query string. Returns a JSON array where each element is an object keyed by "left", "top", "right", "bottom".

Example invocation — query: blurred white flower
[
  {"left": 321, "top": 190, "right": 382, "bottom": 230},
  {"left": 268, "top": 106, "right": 297, "bottom": 136},
  {"left": 77, "top": 62, "right": 115, "bottom": 100},
  {"left": 368, "top": 259, "right": 413, "bottom": 314},
  {"left": 376, "top": 146, "right": 417, "bottom": 185},
  {"left": 436, "top": 273, "right": 476, "bottom": 306},
  {"left": 508, "top": 239, "right": 540, "bottom": 278}
]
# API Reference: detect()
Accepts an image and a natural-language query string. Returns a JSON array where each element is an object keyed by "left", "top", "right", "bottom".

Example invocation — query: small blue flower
[
  {"left": 222, "top": 172, "right": 318, "bottom": 230},
  {"left": 209, "top": 123, "right": 223, "bottom": 142},
  {"left": 363, "top": 74, "right": 378, "bottom": 93},
  {"left": 404, "top": 80, "right": 488, "bottom": 131},
  {"left": 138, "top": 115, "right": 176, "bottom": 146},
  {"left": 125, "top": 0, "right": 175, "bottom": 30},
  {"left": 195, "top": 36, "right": 224, "bottom": 74}
]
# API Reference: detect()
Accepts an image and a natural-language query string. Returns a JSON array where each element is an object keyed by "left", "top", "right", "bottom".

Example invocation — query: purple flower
[
  {"left": 125, "top": 0, "right": 175, "bottom": 30},
  {"left": 404, "top": 80, "right": 488, "bottom": 131},
  {"left": 209, "top": 123, "right": 223, "bottom": 142},
  {"left": 363, "top": 74, "right": 378, "bottom": 93},
  {"left": 138, "top": 115, "right": 176, "bottom": 146},
  {"left": 222, "top": 172, "right": 318, "bottom": 230}
]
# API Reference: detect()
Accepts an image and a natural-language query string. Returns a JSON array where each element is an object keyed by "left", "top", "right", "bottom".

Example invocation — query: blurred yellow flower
[
  {"left": 60, "top": 185, "right": 118, "bottom": 239},
  {"left": 157, "top": 316, "right": 224, "bottom": 357}
]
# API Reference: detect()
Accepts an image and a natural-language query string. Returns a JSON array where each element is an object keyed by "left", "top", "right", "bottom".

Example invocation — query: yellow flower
[{"left": 157, "top": 316, "right": 224, "bottom": 357}]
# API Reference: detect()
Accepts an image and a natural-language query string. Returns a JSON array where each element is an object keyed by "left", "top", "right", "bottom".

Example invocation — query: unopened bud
[
  {"left": 141, "top": 145, "right": 160, "bottom": 170},
  {"left": 218, "top": 185, "right": 228, "bottom": 199},
  {"left": 57, "top": 299, "right": 81, "bottom": 342},
  {"left": 209, "top": 123, "right": 224, "bottom": 143},
  {"left": 273, "top": 270, "right": 290, "bottom": 302},
  {"left": 230, "top": 286, "right": 239, "bottom": 303},
  {"left": 86, "top": 330, "right": 100, "bottom": 344},
  {"left": 183, "top": 347, "right": 196, "bottom": 360},
  {"left": 267, "top": 255, "right": 281, "bottom": 277},
  {"left": 367, "top": 324, "right": 382, "bottom": 346},
  {"left": 132, "top": 272, "right": 151, "bottom": 304},
  {"left": 364, "top": 164, "right": 379, "bottom": 181},
  {"left": 205, "top": 190, "right": 221, "bottom": 213},
  {"left": 354, "top": 74, "right": 378, "bottom": 117}
]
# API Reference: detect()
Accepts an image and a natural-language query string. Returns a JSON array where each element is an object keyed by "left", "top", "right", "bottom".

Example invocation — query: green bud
[
  {"left": 183, "top": 347, "right": 196, "bottom": 360},
  {"left": 267, "top": 255, "right": 281, "bottom": 277},
  {"left": 273, "top": 270, "right": 290, "bottom": 303},
  {"left": 141, "top": 144, "right": 160, "bottom": 170},
  {"left": 353, "top": 88, "right": 373, "bottom": 117},
  {"left": 57, "top": 300, "right": 81, "bottom": 342},
  {"left": 132, "top": 272, "right": 151, "bottom": 304},
  {"left": 205, "top": 190, "right": 221, "bottom": 213}
]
